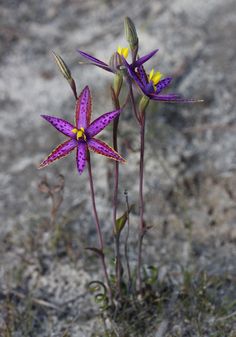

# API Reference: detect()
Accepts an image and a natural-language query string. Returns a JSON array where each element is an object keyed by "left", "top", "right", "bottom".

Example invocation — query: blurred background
[{"left": 0, "top": 0, "right": 236, "bottom": 336}]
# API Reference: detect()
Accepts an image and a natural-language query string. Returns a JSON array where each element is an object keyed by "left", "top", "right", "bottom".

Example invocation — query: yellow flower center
[
  {"left": 148, "top": 68, "right": 163, "bottom": 86},
  {"left": 117, "top": 46, "right": 129, "bottom": 59},
  {"left": 72, "top": 127, "right": 87, "bottom": 141}
]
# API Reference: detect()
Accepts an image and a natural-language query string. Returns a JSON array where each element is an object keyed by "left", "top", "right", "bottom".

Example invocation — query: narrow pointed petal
[
  {"left": 88, "top": 138, "right": 125, "bottom": 163},
  {"left": 155, "top": 77, "right": 172, "bottom": 94},
  {"left": 78, "top": 50, "right": 108, "bottom": 67},
  {"left": 86, "top": 109, "right": 121, "bottom": 138},
  {"left": 133, "top": 49, "right": 159, "bottom": 68},
  {"left": 39, "top": 139, "right": 77, "bottom": 168},
  {"left": 149, "top": 93, "right": 199, "bottom": 102},
  {"left": 76, "top": 141, "right": 87, "bottom": 175},
  {"left": 75, "top": 86, "right": 92, "bottom": 129},
  {"left": 78, "top": 50, "right": 112, "bottom": 72},
  {"left": 41, "top": 115, "right": 75, "bottom": 138}
]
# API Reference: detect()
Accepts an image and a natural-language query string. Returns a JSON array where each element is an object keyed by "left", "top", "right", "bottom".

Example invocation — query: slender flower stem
[
  {"left": 128, "top": 83, "right": 146, "bottom": 292},
  {"left": 113, "top": 116, "right": 119, "bottom": 226},
  {"left": 137, "top": 111, "right": 146, "bottom": 292},
  {"left": 87, "top": 151, "right": 113, "bottom": 302},
  {"left": 111, "top": 90, "right": 120, "bottom": 230},
  {"left": 124, "top": 190, "right": 132, "bottom": 291},
  {"left": 129, "top": 83, "right": 140, "bottom": 124},
  {"left": 111, "top": 87, "right": 122, "bottom": 297},
  {"left": 113, "top": 117, "right": 122, "bottom": 298}
]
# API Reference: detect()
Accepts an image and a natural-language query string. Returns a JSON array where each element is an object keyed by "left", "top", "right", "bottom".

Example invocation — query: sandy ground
[{"left": 0, "top": 0, "right": 236, "bottom": 336}]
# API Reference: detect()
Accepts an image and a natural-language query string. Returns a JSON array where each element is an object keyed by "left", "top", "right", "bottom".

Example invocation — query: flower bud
[
  {"left": 52, "top": 51, "right": 77, "bottom": 99},
  {"left": 52, "top": 51, "right": 72, "bottom": 80},
  {"left": 124, "top": 17, "right": 139, "bottom": 53},
  {"left": 139, "top": 95, "right": 150, "bottom": 114},
  {"left": 113, "top": 73, "right": 123, "bottom": 97}
]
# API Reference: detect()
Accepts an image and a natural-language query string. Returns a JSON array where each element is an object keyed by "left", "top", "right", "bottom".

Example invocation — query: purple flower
[
  {"left": 78, "top": 48, "right": 159, "bottom": 74},
  {"left": 122, "top": 57, "right": 199, "bottom": 103},
  {"left": 39, "top": 86, "right": 125, "bottom": 175}
]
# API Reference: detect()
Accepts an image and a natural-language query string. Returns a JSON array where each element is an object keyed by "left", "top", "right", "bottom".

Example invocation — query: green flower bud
[
  {"left": 52, "top": 51, "right": 77, "bottom": 99},
  {"left": 113, "top": 73, "right": 123, "bottom": 97},
  {"left": 124, "top": 17, "right": 139, "bottom": 53},
  {"left": 139, "top": 95, "right": 150, "bottom": 114},
  {"left": 52, "top": 51, "right": 72, "bottom": 80}
]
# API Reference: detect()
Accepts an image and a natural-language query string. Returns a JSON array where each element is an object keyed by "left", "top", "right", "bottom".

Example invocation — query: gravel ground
[{"left": 0, "top": 0, "right": 236, "bottom": 336}]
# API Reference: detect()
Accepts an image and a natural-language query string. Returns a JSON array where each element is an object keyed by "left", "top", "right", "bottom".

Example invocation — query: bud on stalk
[
  {"left": 113, "top": 73, "right": 123, "bottom": 98},
  {"left": 124, "top": 17, "right": 139, "bottom": 61},
  {"left": 139, "top": 95, "right": 150, "bottom": 115},
  {"left": 52, "top": 51, "right": 77, "bottom": 99},
  {"left": 52, "top": 51, "right": 72, "bottom": 80}
]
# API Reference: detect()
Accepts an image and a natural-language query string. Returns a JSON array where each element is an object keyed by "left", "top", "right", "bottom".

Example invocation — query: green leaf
[{"left": 114, "top": 204, "right": 134, "bottom": 236}]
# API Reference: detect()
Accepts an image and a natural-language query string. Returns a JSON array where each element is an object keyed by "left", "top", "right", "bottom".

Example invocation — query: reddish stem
[
  {"left": 129, "top": 83, "right": 140, "bottom": 124},
  {"left": 111, "top": 87, "right": 122, "bottom": 297},
  {"left": 137, "top": 112, "right": 146, "bottom": 292},
  {"left": 87, "top": 151, "right": 113, "bottom": 302},
  {"left": 124, "top": 190, "right": 132, "bottom": 291}
]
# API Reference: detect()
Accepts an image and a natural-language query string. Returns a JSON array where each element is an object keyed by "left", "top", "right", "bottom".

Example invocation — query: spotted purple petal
[
  {"left": 133, "top": 49, "right": 159, "bottom": 68},
  {"left": 75, "top": 86, "right": 92, "bottom": 129},
  {"left": 76, "top": 141, "right": 87, "bottom": 175},
  {"left": 78, "top": 50, "right": 112, "bottom": 72},
  {"left": 87, "top": 138, "right": 125, "bottom": 163},
  {"left": 41, "top": 115, "right": 75, "bottom": 138},
  {"left": 86, "top": 109, "right": 121, "bottom": 138},
  {"left": 137, "top": 65, "right": 148, "bottom": 86},
  {"left": 155, "top": 77, "right": 172, "bottom": 94},
  {"left": 39, "top": 139, "right": 77, "bottom": 168}
]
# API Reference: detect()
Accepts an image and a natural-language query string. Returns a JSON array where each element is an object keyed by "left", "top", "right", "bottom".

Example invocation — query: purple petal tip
[{"left": 41, "top": 114, "right": 49, "bottom": 120}]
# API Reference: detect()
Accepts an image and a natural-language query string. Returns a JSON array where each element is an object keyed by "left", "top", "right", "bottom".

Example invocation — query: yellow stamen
[
  {"left": 149, "top": 69, "right": 163, "bottom": 85},
  {"left": 72, "top": 127, "right": 86, "bottom": 141},
  {"left": 117, "top": 46, "right": 129, "bottom": 59},
  {"left": 149, "top": 68, "right": 154, "bottom": 80},
  {"left": 152, "top": 71, "right": 162, "bottom": 85}
]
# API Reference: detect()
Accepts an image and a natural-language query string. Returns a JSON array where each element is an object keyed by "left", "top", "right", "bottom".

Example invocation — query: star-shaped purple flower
[
  {"left": 78, "top": 48, "right": 159, "bottom": 74},
  {"left": 39, "top": 86, "right": 125, "bottom": 175},
  {"left": 122, "top": 57, "right": 199, "bottom": 103}
]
